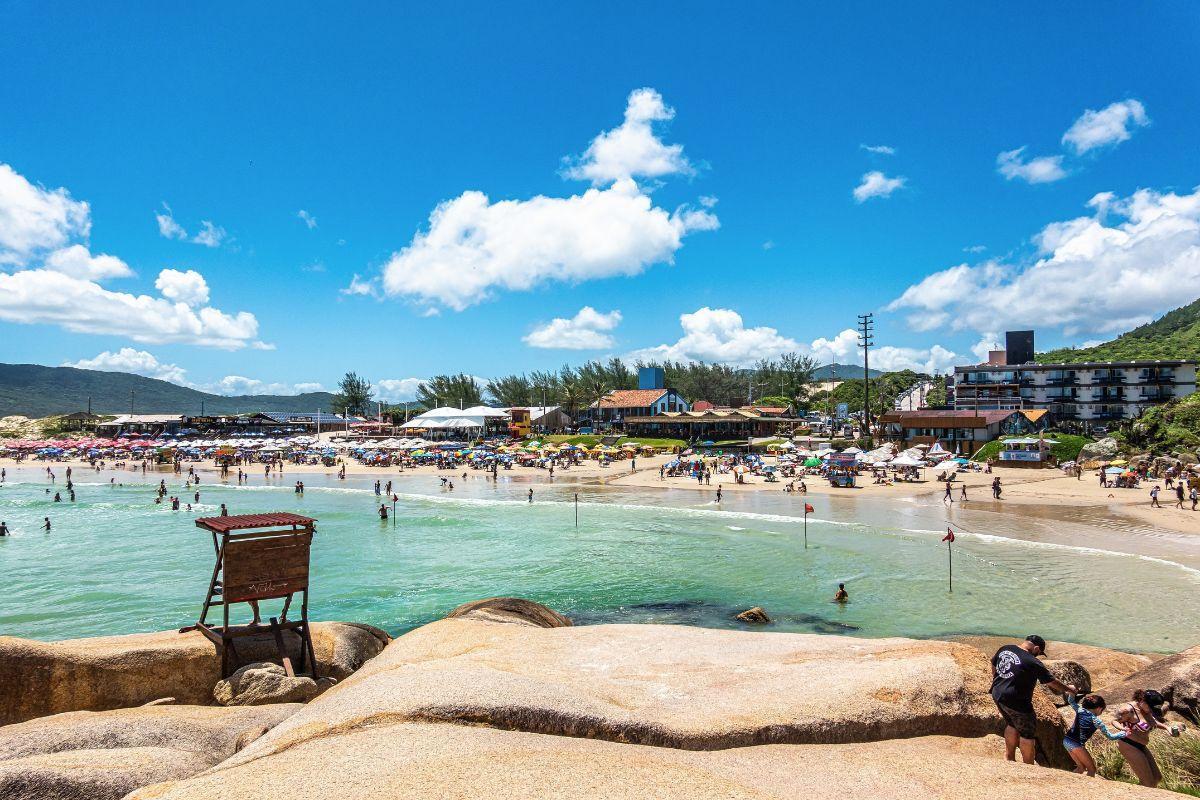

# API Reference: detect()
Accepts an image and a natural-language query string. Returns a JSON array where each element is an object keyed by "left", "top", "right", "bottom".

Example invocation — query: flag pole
[{"left": 803, "top": 503, "right": 813, "bottom": 549}]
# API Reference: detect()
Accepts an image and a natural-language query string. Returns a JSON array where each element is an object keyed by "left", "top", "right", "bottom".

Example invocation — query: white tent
[{"left": 890, "top": 455, "right": 926, "bottom": 467}]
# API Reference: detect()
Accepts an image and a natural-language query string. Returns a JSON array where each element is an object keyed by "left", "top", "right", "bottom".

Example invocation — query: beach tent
[{"left": 890, "top": 455, "right": 926, "bottom": 467}]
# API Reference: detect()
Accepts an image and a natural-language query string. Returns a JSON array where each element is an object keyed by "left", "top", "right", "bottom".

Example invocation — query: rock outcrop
[
  {"left": 735, "top": 606, "right": 771, "bottom": 624},
  {"left": 212, "top": 662, "right": 336, "bottom": 706},
  {"left": 1078, "top": 437, "right": 1120, "bottom": 463},
  {"left": 127, "top": 728, "right": 1163, "bottom": 800},
  {"left": 0, "top": 703, "right": 298, "bottom": 800},
  {"left": 1106, "top": 643, "right": 1200, "bottom": 722},
  {"left": 1040, "top": 660, "right": 1092, "bottom": 706},
  {"left": 0, "top": 621, "right": 389, "bottom": 725},
  {"left": 445, "top": 596, "right": 573, "bottom": 628},
  {"left": 131, "top": 617, "right": 1070, "bottom": 784}
]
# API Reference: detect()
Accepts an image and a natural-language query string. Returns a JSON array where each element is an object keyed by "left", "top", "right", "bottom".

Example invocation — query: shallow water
[{"left": 1, "top": 467, "right": 1198, "bottom": 652}]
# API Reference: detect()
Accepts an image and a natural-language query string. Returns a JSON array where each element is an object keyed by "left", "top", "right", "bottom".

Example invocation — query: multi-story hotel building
[{"left": 951, "top": 331, "right": 1196, "bottom": 423}]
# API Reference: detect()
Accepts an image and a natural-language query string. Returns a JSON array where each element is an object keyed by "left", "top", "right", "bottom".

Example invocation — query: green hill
[
  {"left": 0, "top": 363, "right": 336, "bottom": 418},
  {"left": 1037, "top": 297, "right": 1200, "bottom": 363},
  {"left": 813, "top": 363, "right": 883, "bottom": 380}
]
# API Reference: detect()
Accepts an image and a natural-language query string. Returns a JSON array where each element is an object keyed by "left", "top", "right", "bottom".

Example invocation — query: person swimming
[{"left": 833, "top": 583, "right": 848, "bottom": 603}]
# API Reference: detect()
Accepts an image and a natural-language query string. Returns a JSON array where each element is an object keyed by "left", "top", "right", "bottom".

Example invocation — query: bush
[
  {"left": 1093, "top": 729, "right": 1200, "bottom": 795},
  {"left": 970, "top": 433, "right": 1092, "bottom": 463}
]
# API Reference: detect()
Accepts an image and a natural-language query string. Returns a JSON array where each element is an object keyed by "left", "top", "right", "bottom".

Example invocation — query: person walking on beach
[
  {"left": 943, "top": 481, "right": 953, "bottom": 504},
  {"left": 991, "top": 635, "right": 1077, "bottom": 765},
  {"left": 1191, "top": 486, "right": 1197, "bottom": 511},
  {"left": 527, "top": 488, "right": 534, "bottom": 503},
  {"left": 1175, "top": 482, "right": 1186, "bottom": 509},
  {"left": 960, "top": 483, "right": 968, "bottom": 501},
  {"left": 1150, "top": 485, "right": 1161, "bottom": 507},
  {"left": 992, "top": 476, "right": 1003, "bottom": 500}
]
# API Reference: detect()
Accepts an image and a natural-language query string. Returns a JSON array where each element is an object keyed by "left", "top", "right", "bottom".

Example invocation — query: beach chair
[{"left": 186, "top": 512, "right": 318, "bottom": 678}]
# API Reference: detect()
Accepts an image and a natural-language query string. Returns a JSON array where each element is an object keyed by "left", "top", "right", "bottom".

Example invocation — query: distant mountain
[
  {"left": 0, "top": 363, "right": 337, "bottom": 418},
  {"left": 1037, "top": 297, "right": 1200, "bottom": 364},
  {"left": 813, "top": 363, "right": 882, "bottom": 380}
]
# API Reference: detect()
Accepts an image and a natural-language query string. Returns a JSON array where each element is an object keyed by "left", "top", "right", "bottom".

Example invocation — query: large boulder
[
  {"left": 213, "top": 662, "right": 335, "bottom": 706},
  {"left": 445, "top": 597, "right": 572, "bottom": 628},
  {"left": 0, "top": 621, "right": 389, "bottom": 725},
  {"left": 1040, "top": 660, "right": 1091, "bottom": 706},
  {"left": 735, "top": 606, "right": 771, "bottom": 624},
  {"left": 0, "top": 703, "right": 297, "bottom": 800},
  {"left": 158, "top": 617, "right": 1069, "bottom": 774},
  {"left": 1078, "top": 437, "right": 1120, "bottom": 463},
  {"left": 127, "top": 727, "right": 1156, "bottom": 800},
  {"left": 1105, "top": 643, "right": 1200, "bottom": 722}
]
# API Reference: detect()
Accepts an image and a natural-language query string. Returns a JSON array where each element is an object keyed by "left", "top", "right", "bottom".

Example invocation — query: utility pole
[{"left": 857, "top": 313, "right": 874, "bottom": 445}]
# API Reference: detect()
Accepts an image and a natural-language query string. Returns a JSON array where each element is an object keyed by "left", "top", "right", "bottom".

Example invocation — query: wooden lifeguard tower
[{"left": 188, "top": 512, "right": 318, "bottom": 678}]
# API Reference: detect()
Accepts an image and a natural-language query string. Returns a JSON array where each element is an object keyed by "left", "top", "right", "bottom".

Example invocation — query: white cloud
[
  {"left": 0, "top": 163, "right": 90, "bottom": 265},
  {"left": 154, "top": 268, "right": 210, "bottom": 306},
  {"left": 630, "top": 311, "right": 960, "bottom": 374},
  {"left": 626, "top": 308, "right": 802, "bottom": 366},
  {"left": 376, "top": 90, "right": 716, "bottom": 311},
  {"left": 996, "top": 147, "right": 1067, "bottom": 184},
  {"left": 853, "top": 171, "right": 906, "bottom": 202},
  {"left": 191, "top": 220, "right": 226, "bottom": 248},
  {"left": 963, "top": 244, "right": 987, "bottom": 253},
  {"left": 860, "top": 144, "right": 896, "bottom": 155},
  {"left": 379, "top": 179, "right": 716, "bottom": 310},
  {"left": 376, "top": 378, "right": 426, "bottom": 403},
  {"left": 524, "top": 306, "right": 622, "bottom": 349},
  {"left": 155, "top": 203, "right": 188, "bottom": 240},
  {"left": 889, "top": 185, "right": 1200, "bottom": 338},
  {"left": 64, "top": 348, "right": 189, "bottom": 384},
  {"left": 971, "top": 335, "right": 1002, "bottom": 363},
  {"left": 44, "top": 244, "right": 132, "bottom": 280},
  {"left": 762, "top": 240, "right": 775, "bottom": 250},
  {"left": 0, "top": 163, "right": 264, "bottom": 349},
  {"left": 200, "top": 375, "right": 319, "bottom": 396},
  {"left": 561, "top": 88, "right": 694, "bottom": 185},
  {"left": 1062, "top": 99, "right": 1149, "bottom": 155},
  {"left": 342, "top": 273, "right": 377, "bottom": 296},
  {"left": 297, "top": 209, "right": 317, "bottom": 229}
]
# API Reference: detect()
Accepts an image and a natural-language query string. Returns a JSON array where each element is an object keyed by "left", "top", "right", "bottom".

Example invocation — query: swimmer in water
[{"left": 833, "top": 583, "right": 849, "bottom": 603}]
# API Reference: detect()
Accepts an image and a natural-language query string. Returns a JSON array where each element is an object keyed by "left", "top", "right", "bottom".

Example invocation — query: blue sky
[{"left": 2, "top": 3, "right": 1199, "bottom": 400}]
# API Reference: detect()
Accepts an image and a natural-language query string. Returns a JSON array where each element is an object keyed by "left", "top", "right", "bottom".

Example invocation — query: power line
[{"left": 857, "top": 313, "right": 874, "bottom": 445}]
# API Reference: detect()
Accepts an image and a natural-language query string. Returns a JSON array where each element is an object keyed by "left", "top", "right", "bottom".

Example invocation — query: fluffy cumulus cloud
[
  {"left": 626, "top": 307, "right": 802, "bottom": 366},
  {"left": 61, "top": 349, "right": 320, "bottom": 395},
  {"left": 0, "top": 163, "right": 91, "bottom": 265},
  {"left": 853, "top": 171, "right": 905, "bottom": 202},
  {"left": 375, "top": 377, "right": 426, "bottom": 403},
  {"left": 374, "top": 89, "right": 717, "bottom": 311},
  {"left": 64, "top": 348, "right": 189, "bottom": 384},
  {"left": 996, "top": 147, "right": 1067, "bottom": 184},
  {"left": 524, "top": 306, "right": 622, "bottom": 349},
  {"left": 154, "top": 268, "right": 210, "bottom": 306},
  {"left": 0, "top": 162, "right": 264, "bottom": 349},
  {"left": 1062, "top": 99, "right": 1149, "bottom": 155},
  {"left": 888, "top": 185, "right": 1200, "bottom": 338},
  {"left": 628, "top": 309, "right": 960, "bottom": 374},
  {"left": 561, "top": 88, "right": 694, "bottom": 185},
  {"left": 44, "top": 244, "right": 132, "bottom": 280}
]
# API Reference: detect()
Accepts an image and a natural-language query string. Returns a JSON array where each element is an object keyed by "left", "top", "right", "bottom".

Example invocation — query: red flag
[
  {"left": 804, "top": 503, "right": 814, "bottom": 514},
  {"left": 942, "top": 528, "right": 955, "bottom": 542}
]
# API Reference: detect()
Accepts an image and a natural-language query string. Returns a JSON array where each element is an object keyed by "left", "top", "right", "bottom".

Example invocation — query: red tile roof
[
  {"left": 880, "top": 410, "right": 1015, "bottom": 427},
  {"left": 596, "top": 389, "right": 670, "bottom": 408},
  {"left": 692, "top": 400, "right": 714, "bottom": 411},
  {"left": 195, "top": 512, "right": 317, "bottom": 533}
]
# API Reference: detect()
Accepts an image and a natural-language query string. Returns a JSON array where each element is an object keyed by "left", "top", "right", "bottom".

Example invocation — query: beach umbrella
[{"left": 803, "top": 457, "right": 821, "bottom": 467}]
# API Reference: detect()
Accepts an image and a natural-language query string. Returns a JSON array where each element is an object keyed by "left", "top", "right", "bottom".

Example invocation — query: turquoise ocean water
[{"left": 2, "top": 467, "right": 1198, "bottom": 652}]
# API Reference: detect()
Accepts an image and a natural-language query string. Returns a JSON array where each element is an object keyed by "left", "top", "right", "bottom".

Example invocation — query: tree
[
  {"left": 486, "top": 374, "right": 532, "bottom": 407},
  {"left": 332, "top": 372, "right": 373, "bottom": 417},
  {"left": 416, "top": 374, "right": 483, "bottom": 409},
  {"left": 925, "top": 376, "right": 948, "bottom": 408}
]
